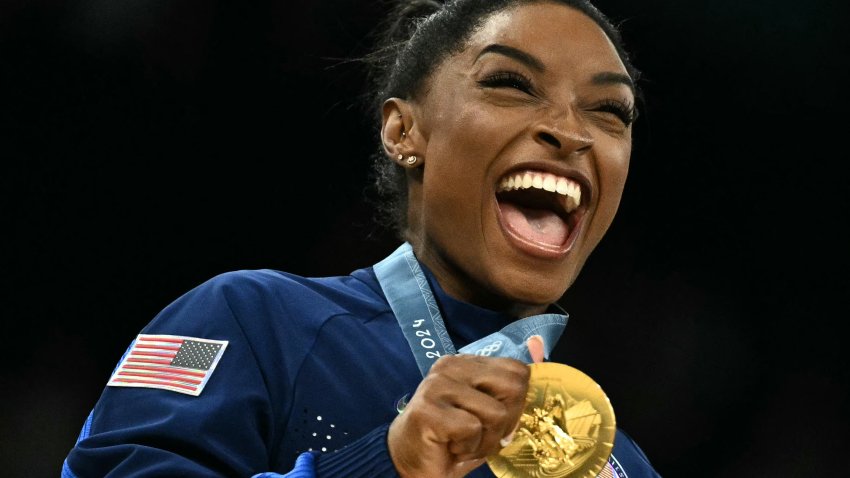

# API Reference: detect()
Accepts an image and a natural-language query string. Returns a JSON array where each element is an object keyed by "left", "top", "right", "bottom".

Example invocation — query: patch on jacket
[
  {"left": 107, "top": 334, "right": 228, "bottom": 396},
  {"left": 597, "top": 453, "right": 628, "bottom": 478}
]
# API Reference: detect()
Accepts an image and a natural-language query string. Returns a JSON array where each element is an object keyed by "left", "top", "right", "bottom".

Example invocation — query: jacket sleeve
[
  {"left": 62, "top": 272, "right": 402, "bottom": 478},
  {"left": 612, "top": 428, "right": 664, "bottom": 477},
  {"left": 62, "top": 274, "right": 278, "bottom": 477}
]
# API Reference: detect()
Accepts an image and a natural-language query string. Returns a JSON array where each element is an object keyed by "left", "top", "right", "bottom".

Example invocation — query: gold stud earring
[
  {"left": 397, "top": 154, "right": 403, "bottom": 161},
  {"left": 406, "top": 155, "right": 418, "bottom": 165}
]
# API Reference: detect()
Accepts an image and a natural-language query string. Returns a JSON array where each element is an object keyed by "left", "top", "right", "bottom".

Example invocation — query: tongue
[{"left": 500, "top": 201, "right": 569, "bottom": 247}]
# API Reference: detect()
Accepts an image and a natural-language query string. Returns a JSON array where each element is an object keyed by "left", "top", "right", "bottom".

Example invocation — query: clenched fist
[{"left": 388, "top": 335, "right": 546, "bottom": 477}]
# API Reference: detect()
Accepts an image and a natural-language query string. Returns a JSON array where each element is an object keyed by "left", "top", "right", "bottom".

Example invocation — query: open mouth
[{"left": 495, "top": 169, "right": 585, "bottom": 254}]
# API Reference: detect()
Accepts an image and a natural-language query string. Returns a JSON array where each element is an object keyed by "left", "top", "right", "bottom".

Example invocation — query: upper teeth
[{"left": 497, "top": 171, "right": 582, "bottom": 213}]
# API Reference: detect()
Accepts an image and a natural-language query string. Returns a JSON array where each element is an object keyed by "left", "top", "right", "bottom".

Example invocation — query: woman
[{"left": 62, "top": 0, "right": 661, "bottom": 476}]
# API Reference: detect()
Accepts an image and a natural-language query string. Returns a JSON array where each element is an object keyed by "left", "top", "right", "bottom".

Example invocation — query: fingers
[
  {"left": 387, "top": 354, "right": 532, "bottom": 477},
  {"left": 427, "top": 355, "right": 529, "bottom": 455},
  {"left": 443, "top": 388, "right": 515, "bottom": 459},
  {"left": 455, "top": 457, "right": 487, "bottom": 476},
  {"left": 434, "top": 354, "right": 529, "bottom": 403}
]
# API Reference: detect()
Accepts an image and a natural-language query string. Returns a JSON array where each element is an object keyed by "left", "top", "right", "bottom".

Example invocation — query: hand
[{"left": 388, "top": 336, "right": 546, "bottom": 478}]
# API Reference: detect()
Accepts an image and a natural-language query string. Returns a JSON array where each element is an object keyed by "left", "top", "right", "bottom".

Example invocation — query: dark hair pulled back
[{"left": 360, "top": 0, "right": 641, "bottom": 239}]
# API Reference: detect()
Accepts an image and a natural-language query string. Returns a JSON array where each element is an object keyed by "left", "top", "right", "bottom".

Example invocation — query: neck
[{"left": 410, "top": 242, "right": 552, "bottom": 318}]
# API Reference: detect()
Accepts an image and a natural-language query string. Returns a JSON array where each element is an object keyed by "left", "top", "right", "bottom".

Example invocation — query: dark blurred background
[{"left": 2, "top": 0, "right": 847, "bottom": 476}]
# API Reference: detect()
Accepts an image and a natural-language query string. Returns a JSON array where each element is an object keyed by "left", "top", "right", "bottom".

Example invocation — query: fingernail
[{"left": 527, "top": 335, "right": 545, "bottom": 363}]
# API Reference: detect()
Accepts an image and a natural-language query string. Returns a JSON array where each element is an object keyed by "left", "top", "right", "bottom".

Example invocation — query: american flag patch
[{"left": 107, "top": 334, "right": 229, "bottom": 396}]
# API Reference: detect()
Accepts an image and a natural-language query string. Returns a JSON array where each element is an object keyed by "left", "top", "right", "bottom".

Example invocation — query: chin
[{"left": 490, "top": 271, "right": 570, "bottom": 310}]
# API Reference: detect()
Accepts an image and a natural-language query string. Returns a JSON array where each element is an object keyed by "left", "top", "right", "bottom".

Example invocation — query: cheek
[
  {"left": 417, "top": 110, "right": 511, "bottom": 254},
  {"left": 599, "top": 135, "right": 632, "bottom": 194},
  {"left": 588, "top": 141, "right": 632, "bottom": 241},
  {"left": 420, "top": 147, "right": 486, "bottom": 237},
  {"left": 422, "top": 107, "right": 506, "bottom": 206}
]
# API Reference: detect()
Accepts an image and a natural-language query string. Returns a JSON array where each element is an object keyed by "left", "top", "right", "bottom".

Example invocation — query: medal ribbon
[{"left": 373, "top": 242, "right": 568, "bottom": 377}]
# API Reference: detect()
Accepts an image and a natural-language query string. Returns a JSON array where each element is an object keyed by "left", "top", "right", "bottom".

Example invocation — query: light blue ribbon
[{"left": 373, "top": 242, "right": 567, "bottom": 377}]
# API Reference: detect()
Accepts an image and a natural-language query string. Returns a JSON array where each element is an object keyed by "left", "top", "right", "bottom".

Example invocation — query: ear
[{"left": 381, "top": 98, "right": 420, "bottom": 168}]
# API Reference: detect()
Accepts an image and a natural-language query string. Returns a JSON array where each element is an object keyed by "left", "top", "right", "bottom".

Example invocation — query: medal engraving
[{"left": 488, "top": 362, "right": 615, "bottom": 478}]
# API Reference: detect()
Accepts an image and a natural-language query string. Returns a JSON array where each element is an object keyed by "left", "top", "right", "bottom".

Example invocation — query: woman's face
[{"left": 404, "top": 2, "right": 634, "bottom": 315}]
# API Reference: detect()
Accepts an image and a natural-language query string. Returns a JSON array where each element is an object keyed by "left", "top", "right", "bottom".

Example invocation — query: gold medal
[{"left": 487, "top": 362, "right": 616, "bottom": 478}]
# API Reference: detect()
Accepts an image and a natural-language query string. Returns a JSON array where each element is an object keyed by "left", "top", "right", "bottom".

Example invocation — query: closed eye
[
  {"left": 594, "top": 98, "right": 637, "bottom": 126},
  {"left": 478, "top": 71, "right": 535, "bottom": 95}
]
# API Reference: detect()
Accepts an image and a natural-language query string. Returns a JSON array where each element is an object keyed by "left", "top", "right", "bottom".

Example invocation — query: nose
[{"left": 534, "top": 107, "right": 593, "bottom": 155}]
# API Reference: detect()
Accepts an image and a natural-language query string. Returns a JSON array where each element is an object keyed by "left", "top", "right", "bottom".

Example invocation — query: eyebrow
[
  {"left": 592, "top": 71, "right": 636, "bottom": 96},
  {"left": 476, "top": 43, "right": 636, "bottom": 96},
  {"left": 476, "top": 44, "right": 546, "bottom": 72}
]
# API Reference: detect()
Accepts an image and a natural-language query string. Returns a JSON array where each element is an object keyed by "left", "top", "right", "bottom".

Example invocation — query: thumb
[{"left": 527, "top": 335, "right": 545, "bottom": 364}]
